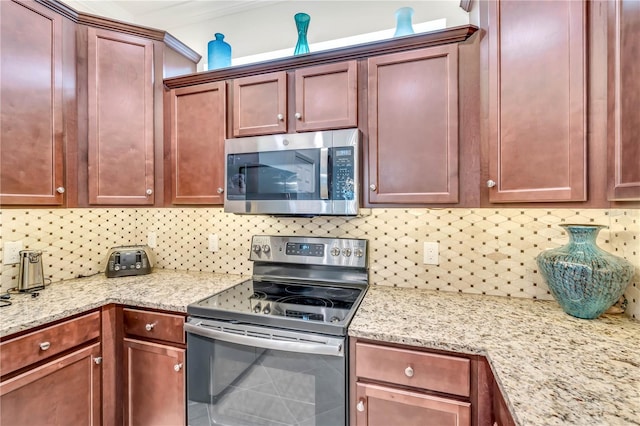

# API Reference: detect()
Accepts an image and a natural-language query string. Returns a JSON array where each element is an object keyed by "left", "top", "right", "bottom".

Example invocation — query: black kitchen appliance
[{"left": 185, "top": 235, "right": 368, "bottom": 426}]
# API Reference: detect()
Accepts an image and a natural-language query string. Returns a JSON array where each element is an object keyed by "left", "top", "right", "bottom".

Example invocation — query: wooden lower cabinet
[
  {"left": 123, "top": 336, "right": 185, "bottom": 425},
  {"left": 355, "top": 382, "right": 471, "bottom": 426},
  {"left": 0, "top": 342, "right": 102, "bottom": 425}
]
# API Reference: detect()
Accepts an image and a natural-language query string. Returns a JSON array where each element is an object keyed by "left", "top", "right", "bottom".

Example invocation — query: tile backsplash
[{"left": 1, "top": 207, "right": 638, "bottom": 319}]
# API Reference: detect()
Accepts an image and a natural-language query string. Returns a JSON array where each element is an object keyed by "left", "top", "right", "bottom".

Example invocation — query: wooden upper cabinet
[
  {"left": 169, "top": 82, "right": 226, "bottom": 204},
  {"left": 0, "top": 0, "right": 66, "bottom": 205},
  {"left": 487, "top": 0, "right": 587, "bottom": 203},
  {"left": 294, "top": 60, "right": 358, "bottom": 132},
  {"left": 367, "top": 45, "right": 459, "bottom": 204},
  {"left": 87, "top": 28, "right": 155, "bottom": 205},
  {"left": 232, "top": 71, "right": 287, "bottom": 137},
  {"left": 608, "top": 0, "right": 640, "bottom": 201}
]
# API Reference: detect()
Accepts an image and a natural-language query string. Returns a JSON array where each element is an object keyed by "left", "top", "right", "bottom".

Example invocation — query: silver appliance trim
[{"left": 184, "top": 318, "right": 344, "bottom": 357}]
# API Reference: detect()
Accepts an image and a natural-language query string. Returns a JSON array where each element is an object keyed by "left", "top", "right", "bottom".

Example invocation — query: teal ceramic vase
[
  {"left": 536, "top": 224, "right": 634, "bottom": 319},
  {"left": 293, "top": 13, "right": 310, "bottom": 55},
  {"left": 394, "top": 7, "right": 415, "bottom": 37},
  {"left": 207, "top": 33, "right": 231, "bottom": 70}
]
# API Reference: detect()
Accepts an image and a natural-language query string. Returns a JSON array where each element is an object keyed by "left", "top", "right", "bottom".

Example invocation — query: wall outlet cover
[
  {"left": 4, "top": 241, "right": 24, "bottom": 265},
  {"left": 423, "top": 242, "right": 439, "bottom": 265}
]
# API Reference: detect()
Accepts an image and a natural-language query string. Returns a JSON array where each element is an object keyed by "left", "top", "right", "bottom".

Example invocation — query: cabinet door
[
  {"left": 355, "top": 382, "right": 470, "bottom": 426},
  {"left": 0, "top": 343, "right": 102, "bottom": 425},
  {"left": 0, "top": 0, "right": 65, "bottom": 205},
  {"left": 123, "top": 338, "right": 185, "bottom": 426},
  {"left": 294, "top": 60, "right": 357, "bottom": 132},
  {"left": 487, "top": 0, "right": 586, "bottom": 202},
  {"left": 608, "top": 0, "right": 640, "bottom": 201},
  {"left": 87, "top": 28, "right": 155, "bottom": 205},
  {"left": 367, "top": 45, "right": 459, "bottom": 204},
  {"left": 169, "top": 82, "right": 226, "bottom": 204},
  {"left": 232, "top": 71, "right": 287, "bottom": 137}
]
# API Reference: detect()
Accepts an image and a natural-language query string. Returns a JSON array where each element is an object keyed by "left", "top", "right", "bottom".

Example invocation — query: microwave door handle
[
  {"left": 184, "top": 322, "right": 343, "bottom": 357},
  {"left": 320, "top": 147, "right": 329, "bottom": 199}
]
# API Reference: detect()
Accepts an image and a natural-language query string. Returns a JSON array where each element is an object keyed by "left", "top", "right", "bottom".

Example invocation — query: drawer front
[
  {"left": 355, "top": 342, "right": 470, "bottom": 397},
  {"left": 0, "top": 311, "right": 101, "bottom": 376},
  {"left": 123, "top": 308, "right": 185, "bottom": 345}
]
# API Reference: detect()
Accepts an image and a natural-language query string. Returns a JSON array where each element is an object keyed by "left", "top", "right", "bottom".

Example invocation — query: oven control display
[{"left": 285, "top": 243, "right": 324, "bottom": 257}]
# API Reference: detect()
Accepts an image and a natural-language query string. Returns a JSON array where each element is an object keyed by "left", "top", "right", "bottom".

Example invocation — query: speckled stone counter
[
  {"left": 0, "top": 270, "right": 247, "bottom": 338},
  {"left": 349, "top": 285, "right": 640, "bottom": 426}
]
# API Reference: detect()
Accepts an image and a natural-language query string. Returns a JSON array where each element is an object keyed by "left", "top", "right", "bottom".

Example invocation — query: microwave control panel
[{"left": 332, "top": 147, "right": 355, "bottom": 200}]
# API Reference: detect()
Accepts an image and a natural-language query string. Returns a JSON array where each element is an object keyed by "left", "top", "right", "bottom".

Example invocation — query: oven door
[{"left": 185, "top": 318, "right": 347, "bottom": 426}]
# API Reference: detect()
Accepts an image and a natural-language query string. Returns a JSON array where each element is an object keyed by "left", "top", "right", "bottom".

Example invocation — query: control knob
[
  {"left": 330, "top": 316, "right": 341, "bottom": 323},
  {"left": 354, "top": 248, "right": 364, "bottom": 258},
  {"left": 330, "top": 247, "right": 341, "bottom": 256},
  {"left": 262, "top": 245, "right": 271, "bottom": 253},
  {"left": 342, "top": 248, "right": 352, "bottom": 257},
  {"left": 262, "top": 304, "right": 271, "bottom": 315},
  {"left": 253, "top": 245, "right": 261, "bottom": 253},
  {"left": 253, "top": 303, "right": 262, "bottom": 313}
]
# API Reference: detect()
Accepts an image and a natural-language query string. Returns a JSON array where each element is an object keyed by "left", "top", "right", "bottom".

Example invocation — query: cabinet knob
[
  {"left": 294, "top": 112, "right": 302, "bottom": 120},
  {"left": 404, "top": 366, "right": 414, "bottom": 377},
  {"left": 39, "top": 341, "right": 51, "bottom": 351},
  {"left": 217, "top": 187, "right": 224, "bottom": 194},
  {"left": 356, "top": 400, "right": 365, "bottom": 412},
  {"left": 146, "top": 188, "right": 153, "bottom": 195},
  {"left": 56, "top": 187, "right": 65, "bottom": 194},
  {"left": 277, "top": 113, "right": 284, "bottom": 121},
  {"left": 145, "top": 323, "right": 156, "bottom": 331},
  {"left": 487, "top": 180, "right": 496, "bottom": 188},
  {"left": 369, "top": 184, "right": 377, "bottom": 191},
  {"left": 174, "top": 363, "right": 183, "bottom": 372},
  {"left": 94, "top": 357, "right": 103, "bottom": 365}
]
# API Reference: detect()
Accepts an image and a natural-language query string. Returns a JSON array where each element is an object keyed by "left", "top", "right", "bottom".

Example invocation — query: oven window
[
  {"left": 187, "top": 332, "right": 346, "bottom": 426},
  {"left": 226, "top": 149, "right": 321, "bottom": 201}
]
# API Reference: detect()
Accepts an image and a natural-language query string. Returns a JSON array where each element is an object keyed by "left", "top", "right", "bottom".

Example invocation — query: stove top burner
[{"left": 276, "top": 295, "right": 333, "bottom": 308}]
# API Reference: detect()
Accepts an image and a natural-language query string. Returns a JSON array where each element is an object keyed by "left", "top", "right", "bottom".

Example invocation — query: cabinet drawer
[
  {"left": 355, "top": 342, "right": 470, "bottom": 397},
  {"left": 0, "top": 311, "right": 101, "bottom": 376},
  {"left": 123, "top": 308, "right": 185, "bottom": 345}
]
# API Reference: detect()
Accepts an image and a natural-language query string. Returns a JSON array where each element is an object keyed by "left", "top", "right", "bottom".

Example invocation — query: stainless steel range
[{"left": 185, "top": 235, "right": 368, "bottom": 426}]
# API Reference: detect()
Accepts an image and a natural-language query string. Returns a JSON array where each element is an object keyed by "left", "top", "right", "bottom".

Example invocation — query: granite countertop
[
  {"left": 0, "top": 269, "right": 247, "bottom": 338},
  {"left": 349, "top": 285, "right": 640, "bottom": 426}
]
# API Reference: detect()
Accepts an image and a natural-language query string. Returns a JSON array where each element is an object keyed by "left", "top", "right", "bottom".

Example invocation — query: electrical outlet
[
  {"left": 423, "top": 242, "right": 439, "bottom": 265},
  {"left": 147, "top": 232, "right": 157, "bottom": 248},
  {"left": 208, "top": 234, "right": 219, "bottom": 252},
  {"left": 4, "top": 241, "right": 23, "bottom": 265}
]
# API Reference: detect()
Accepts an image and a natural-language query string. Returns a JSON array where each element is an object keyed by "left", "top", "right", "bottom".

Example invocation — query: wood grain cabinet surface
[
  {"left": 351, "top": 340, "right": 472, "bottom": 426},
  {"left": 232, "top": 71, "right": 288, "bottom": 137},
  {"left": 367, "top": 45, "right": 459, "bottom": 205},
  {"left": 122, "top": 308, "right": 186, "bottom": 426},
  {"left": 607, "top": 0, "right": 640, "bottom": 201},
  {"left": 168, "top": 82, "right": 226, "bottom": 204},
  {"left": 87, "top": 28, "right": 155, "bottom": 205},
  {"left": 0, "top": 0, "right": 70, "bottom": 205},
  {"left": 486, "top": 0, "right": 587, "bottom": 203}
]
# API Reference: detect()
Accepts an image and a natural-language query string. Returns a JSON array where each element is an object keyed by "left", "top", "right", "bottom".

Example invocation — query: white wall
[{"left": 65, "top": 1, "right": 469, "bottom": 71}]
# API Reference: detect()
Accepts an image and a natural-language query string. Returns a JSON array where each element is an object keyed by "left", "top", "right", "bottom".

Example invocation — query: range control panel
[{"left": 249, "top": 235, "right": 367, "bottom": 268}]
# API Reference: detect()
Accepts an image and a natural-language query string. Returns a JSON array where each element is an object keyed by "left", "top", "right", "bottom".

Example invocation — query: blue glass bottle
[
  {"left": 293, "top": 13, "right": 310, "bottom": 55},
  {"left": 207, "top": 33, "right": 231, "bottom": 70},
  {"left": 394, "top": 7, "right": 415, "bottom": 37}
]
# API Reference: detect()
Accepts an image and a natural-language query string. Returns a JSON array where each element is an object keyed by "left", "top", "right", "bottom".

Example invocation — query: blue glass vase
[
  {"left": 394, "top": 7, "right": 415, "bottom": 37},
  {"left": 207, "top": 33, "right": 231, "bottom": 70},
  {"left": 536, "top": 224, "right": 634, "bottom": 319},
  {"left": 293, "top": 13, "right": 310, "bottom": 55}
]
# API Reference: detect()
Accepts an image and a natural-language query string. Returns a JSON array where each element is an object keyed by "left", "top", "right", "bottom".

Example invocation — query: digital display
[
  {"left": 285, "top": 243, "right": 324, "bottom": 257},
  {"left": 335, "top": 149, "right": 351, "bottom": 157}
]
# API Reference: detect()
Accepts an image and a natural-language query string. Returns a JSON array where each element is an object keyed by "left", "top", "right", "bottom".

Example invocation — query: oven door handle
[{"left": 184, "top": 322, "right": 344, "bottom": 357}]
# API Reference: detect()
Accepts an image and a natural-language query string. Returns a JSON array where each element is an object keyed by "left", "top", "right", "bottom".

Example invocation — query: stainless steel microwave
[{"left": 224, "top": 128, "right": 360, "bottom": 216}]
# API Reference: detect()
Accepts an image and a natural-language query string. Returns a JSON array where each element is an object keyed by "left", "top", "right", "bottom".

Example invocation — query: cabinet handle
[
  {"left": 356, "top": 400, "right": 365, "bottom": 412},
  {"left": 404, "top": 366, "right": 414, "bottom": 377},
  {"left": 369, "top": 184, "right": 377, "bottom": 191},
  {"left": 39, "top": 342, "right": 51, "bottom": 351},
  {"left": 487, "top": 180, "right": 496, "bottom": 188},
  {"left": 145, "top": 322, "right": 156, "bottom": 331},
  {"left": 146, "top": 188, "right": 153, "bottom": 195},
  {"left": 277, "top": 113, "right": 284, "bottom": 121},
  {"left": 294, "top": 112, "right": 302, "bottom": 120},
  {"left": 94, "top": 357, "right": 102, "bottom": 365},
  {"left": 174, "top": 363, "right": 183, "bottom": 372},
  {"left": 56, "top": 187, "right": 65, "bottom": 194},
  {"left": 217, "top": 187, "right": 224, "bottom": 194}
]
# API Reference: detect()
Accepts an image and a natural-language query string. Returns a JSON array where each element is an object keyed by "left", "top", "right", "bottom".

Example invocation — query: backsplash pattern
[{"left": 1, "top": 208, "right": 638, "bottom": 319}]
